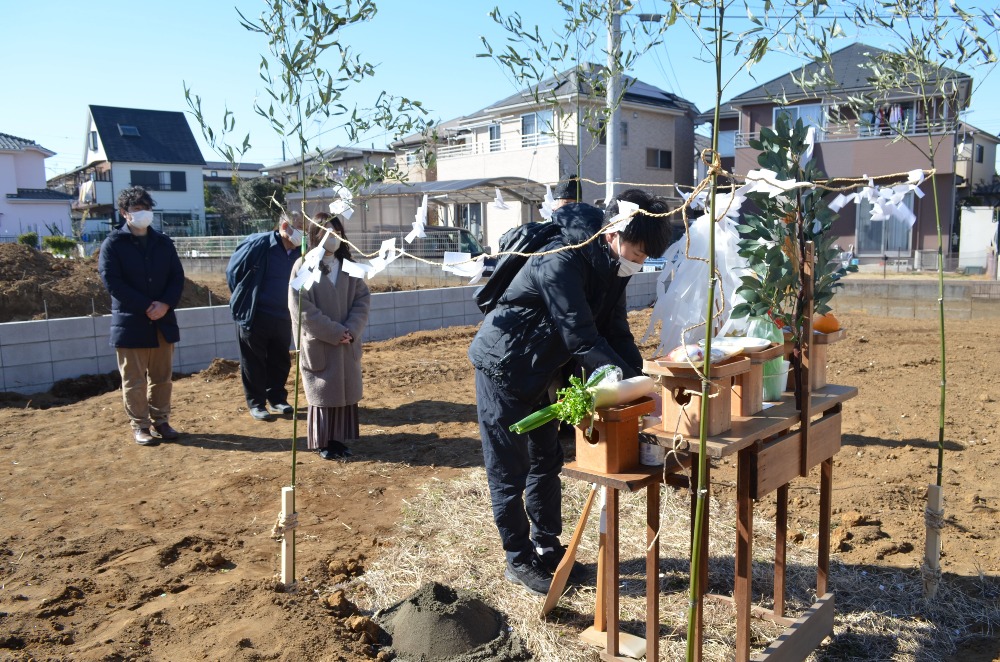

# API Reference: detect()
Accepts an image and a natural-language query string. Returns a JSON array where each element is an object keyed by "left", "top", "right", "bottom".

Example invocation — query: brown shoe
[
  {"left": 151, "top": 422, "right": 180, "bottom": 440},
  {"left": 134, "top": 428, "right": 158, "bottom": 446}
]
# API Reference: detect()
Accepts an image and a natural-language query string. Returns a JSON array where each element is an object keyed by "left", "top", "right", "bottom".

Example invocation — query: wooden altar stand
[{"left": 553, "top": 384, "right": 857, "bottom": 661}]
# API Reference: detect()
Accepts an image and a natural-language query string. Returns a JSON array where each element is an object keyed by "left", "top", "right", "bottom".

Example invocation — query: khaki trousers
[{"left": 116, "top": 330, "right": 174, "bottom": 430}]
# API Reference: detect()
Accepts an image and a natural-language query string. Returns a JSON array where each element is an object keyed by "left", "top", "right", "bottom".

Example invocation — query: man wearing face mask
[
  {"left": 467, "top": 193, "right": 671, "bottom": 596},
  {"left": 226, "top": 211, "right": 305, "bottom": 421},
  {"left": 99, "top": 186, "right": 186, "bottom": 446}
]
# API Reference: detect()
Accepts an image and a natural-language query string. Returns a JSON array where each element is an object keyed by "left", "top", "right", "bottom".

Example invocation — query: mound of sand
[{"left": 378, "top": 582, "right": 531, "bottom": 661}]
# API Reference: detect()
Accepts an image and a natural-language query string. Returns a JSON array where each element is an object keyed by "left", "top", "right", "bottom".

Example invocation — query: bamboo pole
[{"left": 686, "top": 6, "right": 723, "bottom": 660}]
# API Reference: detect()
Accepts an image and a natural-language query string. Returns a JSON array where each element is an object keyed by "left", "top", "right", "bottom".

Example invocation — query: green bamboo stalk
[{"left": 686, "top": 4, "right": 723, "bottom": 660}]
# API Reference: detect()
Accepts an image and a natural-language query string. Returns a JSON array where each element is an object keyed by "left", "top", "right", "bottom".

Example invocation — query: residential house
[
  {"left": 203, "top": 160, "right": 264, "bottom": 194},
  {"left": 708, "top": 42, "right": 990, "bottom": 267},
  {"left": 47, "top": 105, "right": 206, "bottom": 241},
  {"left": 0, "top": 133, "right": 73, "bottom": 242},
  {"left": 393, "top": 64, "right": 699, "bottom": 251},
  {"left": 263, "top": 146, "right": 395, "bottom": 187}
]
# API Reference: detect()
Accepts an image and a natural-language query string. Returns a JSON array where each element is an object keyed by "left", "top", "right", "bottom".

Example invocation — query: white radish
[{"left": 592, "top": 375, "right": 656, "bottom": 407}]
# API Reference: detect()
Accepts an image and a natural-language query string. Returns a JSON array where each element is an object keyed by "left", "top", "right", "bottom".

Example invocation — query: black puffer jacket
[{"left": 468, "top": 203, "right": 640, "bottom": 403}]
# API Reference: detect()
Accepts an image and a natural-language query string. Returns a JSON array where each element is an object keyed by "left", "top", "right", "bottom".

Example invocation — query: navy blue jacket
[
  {"left": 98, "top": 225, "right": 185, "bottom": 348},
  {"left": 226, "top": 231, "right": 288, "bottom": 331},
  {"left": 468, "top": 203, "right": 639, "bottom": 403}
]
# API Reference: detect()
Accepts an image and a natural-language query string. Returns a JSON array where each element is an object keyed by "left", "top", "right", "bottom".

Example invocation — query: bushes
[
  {"left": 18, "top": 232, "right": 38, "bottom": 248},
  {"left": 42, "top": 235, "right": 78, "bottom": 256}
]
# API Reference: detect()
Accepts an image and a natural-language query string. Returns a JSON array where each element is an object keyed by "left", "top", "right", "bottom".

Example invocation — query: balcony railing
[
  {"left": 435, "top": 133, "right": 573, "bottom": 161},
  {"left": 735, "top": 118, "right": 959, "bottom": 148}
]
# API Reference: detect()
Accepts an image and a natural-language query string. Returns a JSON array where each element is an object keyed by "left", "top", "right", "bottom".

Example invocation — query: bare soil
[{"left": 0, "top": 250, "right": 998, "bottom": 660}]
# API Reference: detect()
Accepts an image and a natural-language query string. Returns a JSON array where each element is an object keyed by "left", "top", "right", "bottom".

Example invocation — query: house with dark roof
[
  {"left": 392, "top": 64, "right": 699, "bottom": 250},
  {"left": 262, "top": 146, "right": 395, "bottom": 187},
  {"left": 1, "top": 133, "right": 73, "bottom": 241},
  {"left": 48, "top": 105, "right": 206, "bottom": 241},
  {"left": 703, "top": 42, "right": 995, "bottom": 266},
  {"left": 203, "top": 161, "right": 265, "bottom": 193}
]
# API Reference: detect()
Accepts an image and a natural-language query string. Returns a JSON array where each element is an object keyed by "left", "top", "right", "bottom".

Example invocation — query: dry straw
[{"left": 349, "top": 469, "right": 999, "bottom": 661}]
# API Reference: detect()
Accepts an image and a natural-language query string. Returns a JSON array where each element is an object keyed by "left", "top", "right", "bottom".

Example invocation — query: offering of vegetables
[{"left": 509, "top": 367, "right": 655, "bottom": 434}]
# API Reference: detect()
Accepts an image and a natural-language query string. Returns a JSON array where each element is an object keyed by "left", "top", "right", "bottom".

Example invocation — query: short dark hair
[
  {"left": 309, "top": 212, "right": 352, "bottom": 265},
  {"left": 605, "top": 188, "right": 672, "bottom": 258},
  {"left": 117, "top": 186, "right": 154, "bottom": 214}
]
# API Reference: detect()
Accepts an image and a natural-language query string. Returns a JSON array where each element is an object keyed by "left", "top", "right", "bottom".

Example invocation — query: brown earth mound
[{"left": 0, "top": 243, "right": 230, "bottom": 323}]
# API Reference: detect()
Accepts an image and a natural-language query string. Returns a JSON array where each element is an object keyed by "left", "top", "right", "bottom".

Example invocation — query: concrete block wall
[{"left": 0, "top": 271, "right": 661, "bottom": 394}]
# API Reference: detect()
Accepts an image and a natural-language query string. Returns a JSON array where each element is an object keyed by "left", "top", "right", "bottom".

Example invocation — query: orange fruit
[{"left": 813, "top": 312, "right": 840, "bottom": 334}]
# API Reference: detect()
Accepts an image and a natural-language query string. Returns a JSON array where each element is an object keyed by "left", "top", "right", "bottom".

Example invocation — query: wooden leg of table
[
  {"left": 775, "top": 483, "right": 788, "bottom": 617},
  {"left": 595, "top": 532, "right": 606, "bottom": 632},
  {"left": 647, "top": 484, "right": 660, "bottom": 662},
  {"left": 735, "top": 448, "right": 753, "bottom": 662},
  {"left": 818, "top": 458, "right": 833, "bottom": 597},
  {"left": 606, "top": 488, "right": 620, "bottom": 657}
]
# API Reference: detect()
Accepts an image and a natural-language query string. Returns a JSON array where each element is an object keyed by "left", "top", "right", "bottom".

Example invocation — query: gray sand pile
[{"left": 378, "top": 582, "right": 531, "bottom": 661}]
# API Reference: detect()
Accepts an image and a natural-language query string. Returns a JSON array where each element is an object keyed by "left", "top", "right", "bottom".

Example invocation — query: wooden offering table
[{"left": 647, "top": 383, "right": 857, "bottom": 661}]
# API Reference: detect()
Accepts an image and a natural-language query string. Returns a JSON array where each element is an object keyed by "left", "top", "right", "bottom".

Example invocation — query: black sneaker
[
  {"left": 536, "top": 545, "right": 588, "bottom": 583},
  {"left": 504, "top": 556, "right": 553, "bottom": 596}
]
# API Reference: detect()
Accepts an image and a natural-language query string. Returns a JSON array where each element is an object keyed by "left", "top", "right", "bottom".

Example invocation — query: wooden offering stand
[
  {"left": 733, "top": 342, "right": 785, "bottom": 415},
  {"left": 642, "top": 356, "right": 751, "bottom": 437},
  {"left": 549, "top": 396, "right": 693, "bottom": 661},
  {"left": 784, "top": 329, "right": 847, "bottom": 389}
]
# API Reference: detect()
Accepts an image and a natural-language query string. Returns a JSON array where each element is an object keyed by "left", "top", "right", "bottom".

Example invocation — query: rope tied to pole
[
  {"left": 924, "top": 502, "right": 945, "bottom": 532},
  {"left": 270, "top": 510, "right": 299, "bottom": 540}
]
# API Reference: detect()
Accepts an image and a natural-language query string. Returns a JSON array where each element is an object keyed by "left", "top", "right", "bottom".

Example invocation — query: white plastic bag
[{"left": 645, "top": 213, "right": 751, "bottom": 355}]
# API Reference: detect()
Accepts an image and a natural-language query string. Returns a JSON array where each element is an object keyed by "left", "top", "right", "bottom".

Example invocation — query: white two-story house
[
  {"left": 1, "top": 133, "right": 73, "bottom": 242},
  {"left": 394, "top": 65, "right": 699, "bottom": 251},
  {"left": 49, "top": 105, "right": 206, "bottom": 241}
]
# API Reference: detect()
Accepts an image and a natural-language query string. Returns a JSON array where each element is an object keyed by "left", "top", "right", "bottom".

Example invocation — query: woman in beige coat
[{"left": 289, "top": 212, "right": 371, "bottom": 459}]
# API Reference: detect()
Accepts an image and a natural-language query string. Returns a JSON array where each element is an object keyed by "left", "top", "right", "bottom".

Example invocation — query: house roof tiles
[
  {"left": 725, "top": 42, "right": 969, "bottom": 105},
  {"left": 0, "top": 132, "right": 54, "bottom": 155},
  {"left": 6, "top": 188, "right": 74, "bottom": 201},
  {"left": 89, "top": 105, "right": 205, "bottom": 166}
]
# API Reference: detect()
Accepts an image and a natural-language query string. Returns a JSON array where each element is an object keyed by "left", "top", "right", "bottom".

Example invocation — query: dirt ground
[{"left": 1, "top": 303, "right": 998, "bottom": 660}]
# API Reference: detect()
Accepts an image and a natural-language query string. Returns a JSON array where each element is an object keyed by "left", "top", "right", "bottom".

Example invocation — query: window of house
[
  {"left": 489, "top": 124, "right": 501, "bottom": 152},
  {"left": 773, "top": 104, "right": 824, "bottom": 134},
  {"left": 521, "top": 110, "right": 554, "bottom": 147},
  {"left": 130, "top": 170, "right": 187, "bottom": 192},
  {"left": 856, "top": 191, "right": 914, "bottom": 257},
  {"left": 717, "top": 130, "right": 736, "bottom": 158},
  {"left": 89, "top": 131, "right": 98, "bottom": 151},
  {"left": 459, "top": 202, "right": 483, "bottom": 240},
  {"left": 646, "top": 148, "right": 672, "bottom": 170},
  {"left": 598, "top": 120, "right": 628, "bottom": 147},
  {"left": 211, "top": 170, "right": 218, "bottom": 177},
  {"left": 118, "top": 124, "right": 140, "bottom": 137},
  {"left": 975, "top": 144, "right": 984, "bottom": 163}
]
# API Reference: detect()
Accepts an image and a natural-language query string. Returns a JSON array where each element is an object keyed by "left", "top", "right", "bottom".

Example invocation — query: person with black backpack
[{"left": 467, "top": 194, "right": 671, "bottom": 596}]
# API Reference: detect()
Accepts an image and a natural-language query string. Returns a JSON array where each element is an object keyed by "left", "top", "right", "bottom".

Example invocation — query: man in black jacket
[
  {"left": 467, "top": 198, "right": 670, "bottom": 595},
  {"left": 226, "top": 212, "right": 303, "bottom": 421},
  {"left": 98, "top": 186, "right": 185, "bottom": 446}
]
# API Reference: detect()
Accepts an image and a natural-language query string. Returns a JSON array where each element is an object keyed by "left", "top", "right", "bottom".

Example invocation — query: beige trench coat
[{"left": 288, "top": 258, "right": 371, "bottom": 408}]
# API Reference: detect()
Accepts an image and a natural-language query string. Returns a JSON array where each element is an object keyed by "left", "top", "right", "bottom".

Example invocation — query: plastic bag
[{"left": 645, "top": 213, "right": 751, "bottom": 355}]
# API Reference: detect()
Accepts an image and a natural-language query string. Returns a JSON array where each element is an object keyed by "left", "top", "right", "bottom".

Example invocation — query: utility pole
[{"left": 605, "top": 0, "right": 622, "bottom": 206}]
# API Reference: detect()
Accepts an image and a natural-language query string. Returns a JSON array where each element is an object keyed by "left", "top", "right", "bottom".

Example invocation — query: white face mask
[
  {"left": 322, "top": 231, "right": 342, "bottom": 254},
  {"left": 617, "top": 256, "right": 643, "bottom": 277},
  {"left": 611, "top": 235, "right": 643, "bottom": 277},
  {"left": 285, "top": 226, "right": 303, "bottom": 247},
  {"left": 127, "top": 209, "right": 153, "bottom": 229}
]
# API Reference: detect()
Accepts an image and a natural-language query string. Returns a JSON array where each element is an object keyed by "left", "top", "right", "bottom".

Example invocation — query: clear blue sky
[{"left": 3, "top": 0, "right": 998, "bottom": 180}]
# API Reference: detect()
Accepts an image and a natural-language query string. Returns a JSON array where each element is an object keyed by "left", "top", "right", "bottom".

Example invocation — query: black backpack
[{"left": 474, "top": 222, "right": 562, "bottom": 314}]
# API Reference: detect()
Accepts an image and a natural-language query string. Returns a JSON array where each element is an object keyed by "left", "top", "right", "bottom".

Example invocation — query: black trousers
[
  {"left": 236, "top": 313, "right": 292, "bottom": 410},
  {"left": 475, "top": 369, "right": 563, "bottom": 566}
]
